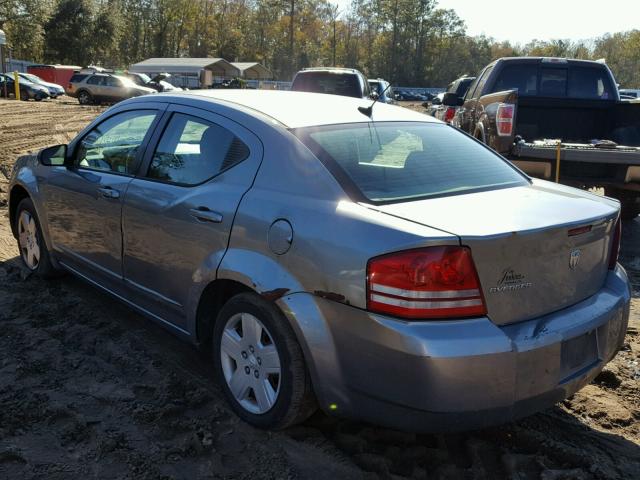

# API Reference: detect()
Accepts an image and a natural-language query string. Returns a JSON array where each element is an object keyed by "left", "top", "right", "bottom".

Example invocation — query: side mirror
[
  {"left": 38, "top": 144, "right": 67, "bottom": 166},
  {"left": 431, "top": 97, "right": 442, "bottom": 105},
  {"left": 442, "top": 92, "right": 464, "bottom": 106}
]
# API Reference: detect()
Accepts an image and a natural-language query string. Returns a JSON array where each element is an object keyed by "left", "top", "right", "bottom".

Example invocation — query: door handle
[
  {"left": 98, "top": 186, "right": 120, "bottom": 199},
  {"left": 190, "top": 207, "right": 223, "bottom": 223}
]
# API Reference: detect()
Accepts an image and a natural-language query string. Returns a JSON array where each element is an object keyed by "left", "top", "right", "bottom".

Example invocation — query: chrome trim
[
  {"left": 370, "top": 294, "right": 483, "bottom": 309},
  {"left": 370, "top": 283, "right": 480, "bottom": 299}
]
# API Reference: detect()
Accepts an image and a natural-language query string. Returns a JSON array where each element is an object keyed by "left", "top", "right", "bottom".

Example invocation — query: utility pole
[
  {"left": 0, "top": 29, "right": 7, "bottom": 99},
  {"left": 289, "top": 0, "right": 294, "bottom": 77}
]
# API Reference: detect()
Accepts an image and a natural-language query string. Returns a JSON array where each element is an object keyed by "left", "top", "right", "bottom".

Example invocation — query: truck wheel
[
  {"left": 212, "top": 292, "right": 316, "bottom": 429},
  {"left": 604, "top": 187, "right": 640, "bottom": 220}
]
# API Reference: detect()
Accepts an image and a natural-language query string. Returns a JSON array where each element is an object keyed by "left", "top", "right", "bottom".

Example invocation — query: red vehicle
[{"left": 26, "top": 65, "right": 81, "bottom": 89}]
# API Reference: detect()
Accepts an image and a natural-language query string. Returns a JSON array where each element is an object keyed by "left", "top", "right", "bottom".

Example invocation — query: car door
[
  {"left": 42, "top": 106, "right": 164, "bottom": 288},
  {"left": 104, "top": 76, "right": 125, "bottom": 102},
  {"left": 122, "top": 104, "right": 263, "bottom": 328}
]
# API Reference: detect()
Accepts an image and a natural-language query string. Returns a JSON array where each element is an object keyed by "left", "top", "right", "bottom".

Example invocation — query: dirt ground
[{"left": 0, "top": 98, "right": 638, "bottom": 480}]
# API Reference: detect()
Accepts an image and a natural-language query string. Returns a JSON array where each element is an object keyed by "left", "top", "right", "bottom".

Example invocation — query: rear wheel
[
  {"left": 212, "top": 293, "right": 316, "bottom": 429},
  {"left": 14, "top": 198, "right": 58, "bottom": 277},
  {"left": 77, "top": 90, "right": 93, "bottom": 105},
  {"left": 604, "top": 187, "right": 640, "bottom": 220},
  {"left": 20, "top": 89, "right": 29, "bottom": 101}
]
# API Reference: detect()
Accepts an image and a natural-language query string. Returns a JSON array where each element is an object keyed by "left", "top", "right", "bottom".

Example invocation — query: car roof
[{"left": 156, "top": 90, "right": 437, "bottom": 129}]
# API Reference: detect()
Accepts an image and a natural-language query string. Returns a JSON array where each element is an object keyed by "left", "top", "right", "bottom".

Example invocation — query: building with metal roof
[
  {"left": 231, "top": 62, "right": 273, "bottom": 80},
  {"left": 128, "top": 58, "right": 240, "bottom": 88}
]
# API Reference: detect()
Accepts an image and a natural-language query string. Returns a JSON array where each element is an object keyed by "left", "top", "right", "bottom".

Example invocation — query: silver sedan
[{"left": 7, "top": 90, "right": 630, "bottom": 431}]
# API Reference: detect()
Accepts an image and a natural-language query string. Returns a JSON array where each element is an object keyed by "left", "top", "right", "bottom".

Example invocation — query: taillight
[
  {"left": 496, "top": 103, "right": 515, "bottom": 136},
  {"left": 367, "top": 246, "right": 487, "bottom": 319},
  {"left": 443, "top": 106, "right": 456, "bottom": 123},
  {"left": 608, "top": 218, "right": 621, "bottom": 270}
]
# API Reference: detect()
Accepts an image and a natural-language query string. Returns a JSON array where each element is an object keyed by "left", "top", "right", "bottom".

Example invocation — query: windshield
[
  {"left": 296, "top": 122, "right": 528, "bottom": 203},
  {"left": 21, "top": 74, "right": 41, "bottom": 84}
]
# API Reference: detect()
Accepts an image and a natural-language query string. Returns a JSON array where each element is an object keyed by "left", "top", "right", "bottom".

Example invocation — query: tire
[
  {"left": 212, "top": 292, "right": 316, "bottom": 429},
  {"left": 604, "top": 187, "right": 640, "bottom": 220},
  {"left": 77, "top": 90, "right": 93, "bottom": 105},
  {"left": 20, "top": 90, "right": 29, "bottom": 101},
  {"left": 14, "top": 198, "right": 58, "bottom": 277}
]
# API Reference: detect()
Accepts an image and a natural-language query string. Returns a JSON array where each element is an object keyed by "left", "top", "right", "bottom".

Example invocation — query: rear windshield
[
  {"left": 292, "top": 72, "right": 361, "bottom": 98},
  {"left": 491, "top": 63, "right": 616, "bottom": 99},
  {"left": 296, "top": 122, "right": 528, "bottom": 203}
]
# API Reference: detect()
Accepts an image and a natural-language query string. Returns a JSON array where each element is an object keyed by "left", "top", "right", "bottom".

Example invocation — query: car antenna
[{"left": 358, "top": 82, "right": 393, "bottom": 117}]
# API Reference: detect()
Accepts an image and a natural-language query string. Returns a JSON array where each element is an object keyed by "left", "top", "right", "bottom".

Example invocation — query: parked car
[
  {"left": 18, "top": 73, "right": 65, "bottom": 98},
  {"left": 430, "top": 75, "right": 475, "bottom": 123},
  {"left": 367, "top": 78, "right": 395, "bottom": 104},
  {"left": 291, "top": 67, "right": 371, "bottom": 99},
  {"left": 7, "top": 90, "right": 629, "bottom": 432},
  {"left": 67, "top": 73, "right": 156, "bottom": 105},
  {"left": 123, "top": 72, "right": 181, "bottom": 92},
  {"left": 0, "top": 74, "right": 49, "bottom": 101},
  {"left": 451, "top": 57, "right": 640, "bottom": 218}
]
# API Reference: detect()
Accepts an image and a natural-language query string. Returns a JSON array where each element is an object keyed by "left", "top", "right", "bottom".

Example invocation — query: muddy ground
[{"left": 0, "top": 98, "right": 638, "bottom": 479}]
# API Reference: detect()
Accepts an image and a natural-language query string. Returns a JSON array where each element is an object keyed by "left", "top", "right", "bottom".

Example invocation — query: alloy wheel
[
  {"left": 220, "top": 312, "right": 281, "bottom": 414},
  {"left": 18, "top": 210, "right": 40, "bottom": 270}
]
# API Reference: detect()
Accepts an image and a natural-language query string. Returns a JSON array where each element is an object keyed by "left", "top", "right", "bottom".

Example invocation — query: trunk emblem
[
  {"left": 489, "top": 268, "right": 532, "bottom": 293},
  {"left": 569, "top": 249, "right": 582, "bottom": 269}
]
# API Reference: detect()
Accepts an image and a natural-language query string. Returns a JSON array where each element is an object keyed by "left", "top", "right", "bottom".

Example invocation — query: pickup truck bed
[{"left": 454, "top": 57, "right": 640, "bottom": 218}]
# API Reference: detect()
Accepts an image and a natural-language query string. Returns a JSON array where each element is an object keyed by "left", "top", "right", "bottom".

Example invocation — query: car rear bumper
[{"left": 279, "top": 265, "right": 630, "bottom": 432}]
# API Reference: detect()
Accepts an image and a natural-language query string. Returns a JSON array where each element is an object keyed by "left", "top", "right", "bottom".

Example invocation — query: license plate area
[{"left": 559, "top": 330, "right": 600, "bottom": 383}]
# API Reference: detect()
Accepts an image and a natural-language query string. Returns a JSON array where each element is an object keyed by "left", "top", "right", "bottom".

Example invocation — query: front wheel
[
  {"left": 14, "top": 198, "right": 58, "bottom": 277},
  {"left": 212, "top": 293, "right": 316, "bottom": 429}
]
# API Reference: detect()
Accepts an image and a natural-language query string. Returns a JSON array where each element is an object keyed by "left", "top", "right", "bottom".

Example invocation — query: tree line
[{"left": 1, "top": 0, "right": 639, "bottom": 87}]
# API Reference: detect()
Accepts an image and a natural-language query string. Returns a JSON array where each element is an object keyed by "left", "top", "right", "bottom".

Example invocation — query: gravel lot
[{"left": 0, "top": 98, "right": 638, "bottom": 479}]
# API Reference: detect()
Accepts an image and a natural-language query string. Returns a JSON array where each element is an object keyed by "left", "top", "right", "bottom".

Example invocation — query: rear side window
[
  {"left": 292, "top": 72, "right": 361, "bottom": 98},
  {"left": 69, "top": 74, "right": 88, "bottom": 83},
  {"left": 492, "top": 64, "right": 538, "bottom": 96},
  {"left": 147, "top": 113, "right": 249, "bottom": 185},
  {"left": 569, "top": 67, "right": 614, "bottom": 99},
  {"left": 296, "top": 122, "right": 527, "bottom": 203}
]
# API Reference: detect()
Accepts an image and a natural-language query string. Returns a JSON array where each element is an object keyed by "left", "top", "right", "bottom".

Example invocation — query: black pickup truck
[{"left": 447, "top": 57, "right": 640, "bottom": 218}]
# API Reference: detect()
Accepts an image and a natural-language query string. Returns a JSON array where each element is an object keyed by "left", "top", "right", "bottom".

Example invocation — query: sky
[{"left": 334, "top": 0, "right": 639, "bottom": 45}]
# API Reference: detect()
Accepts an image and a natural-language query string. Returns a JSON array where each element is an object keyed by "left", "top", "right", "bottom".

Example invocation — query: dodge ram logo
[{"left": 569, "top": 249, "right": 581, "bottom": 269}]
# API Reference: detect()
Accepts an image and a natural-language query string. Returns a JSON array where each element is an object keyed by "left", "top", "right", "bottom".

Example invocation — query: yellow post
[
  {"left": 555, "top": 142, "right": 562, "bottom": 183},
  {"left": 13, "top": 71, "right": 20, "bottom": 100}
]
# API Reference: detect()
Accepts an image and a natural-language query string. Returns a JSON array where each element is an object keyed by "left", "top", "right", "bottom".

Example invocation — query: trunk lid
[{"left": 371, "top": 181, "right": 619, "bottom": 325}]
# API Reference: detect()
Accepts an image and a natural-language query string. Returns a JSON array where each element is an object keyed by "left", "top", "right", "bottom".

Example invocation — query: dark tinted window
[
  {"left": 75, "top": 110, "right": 157, "bottom": 174},
  {"left": 569, "top": 66, "right": 615, "bottom": 99},
  {"left": 148, "top": 113, "right": 249, "bottom": 185},
  {"left": 540, "top": 68, "right": 567, "bottom": 96},
  {"left": 455, "top": 77, "right": 474, "bottom": 97},
  {"left": 87, "top": 76, "right": 103, "bottom": 85},
  {"left": 297, "top": 122, "right": 527, "bottom": 203},
  {"left": 292, "top": 72, "right": 362, "bottom": 98},
  {"left": 69, "top": 74, "right": 88, "bottom": 83},
  {"left": 492, "top": 64, "right": 538, "bottom": 95}
]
